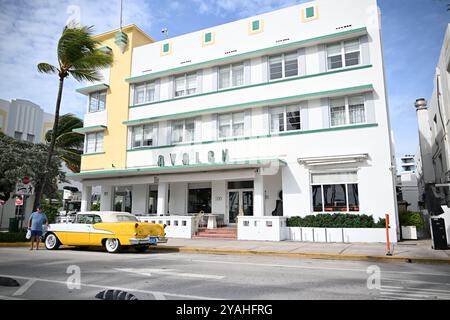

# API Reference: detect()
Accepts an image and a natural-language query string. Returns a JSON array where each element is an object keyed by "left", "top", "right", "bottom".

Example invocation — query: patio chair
[{"left": 194, "top": 211, "right": 206, "bottom": 229}]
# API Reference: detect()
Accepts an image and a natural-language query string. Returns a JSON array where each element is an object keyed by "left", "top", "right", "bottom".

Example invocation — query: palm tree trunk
[{"left": 34, "top": 76, "right": 65, "bottom": 210}]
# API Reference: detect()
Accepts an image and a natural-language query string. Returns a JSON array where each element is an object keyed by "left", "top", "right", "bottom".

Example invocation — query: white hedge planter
[
  {"left": 401, "top": 226, "right": 418, "bottom": 240},
  {"left": 137, "top": 215, "right": 196, "bottom": 239},
  {"left": 285, "top": 227, "right": 395, "bottom": 243}
]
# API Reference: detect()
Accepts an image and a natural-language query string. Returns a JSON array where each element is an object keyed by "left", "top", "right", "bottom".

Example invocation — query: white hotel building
[{"left": 71, "top": 0, "right": 399, "bottom": 242}]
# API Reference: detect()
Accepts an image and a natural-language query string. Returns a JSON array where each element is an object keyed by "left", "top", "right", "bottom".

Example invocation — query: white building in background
[
  {"left": 0, "top": 99, "right": 54, "bottom": 143},
  {"left": 71, "top": 0, "right": 399, "bottom": 242},
  {"left": 415, "top": 24, "right": 450, "bottom": 208},
  {"left": 396, "top": 154, "right": 420, "bottom": 212}
]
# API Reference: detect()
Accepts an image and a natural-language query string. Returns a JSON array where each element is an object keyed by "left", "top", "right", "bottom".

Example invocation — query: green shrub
[
  {"left": 0, "top": 231, "right": 28, "bottom": 243},
  {"left": 40, "top": 200, "right": 60, "bottom": 224},
  {"left": 287, "top": 213, "right": 385, "bottom": 228},
  {"left": 91, "top": 202, "right": 100, "bottom": 211},
  {"left": 399, "top": 211, "right": 424, "bottom": 230}
]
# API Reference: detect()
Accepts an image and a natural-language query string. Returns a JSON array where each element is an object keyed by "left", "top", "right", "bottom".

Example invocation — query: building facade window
[
  {"left": 327, "top": 39, "right": 361, "bottom": 70},
  {"left": 131, "top": 124, "right": 156, "bottom": 148},
  {"left": 218, "top": 63, "right": 244, "bottom": 89},
  {"left": 14, "top": 131, "right": 22, "bottom": 140},
  {"left": 175, "top": 73, "right": 197, "bottom": 97},
  {"left": 85, "top": 132, "right": 104, "bottom": 153},
  {"left": 269, "top": 51, "right": 298, "bottom": 80},
  {"left": 218, "top": 111, "right": 245, "bottom": 138},
  {"left": 188, "top": 183, "right": 212, "bottom": 213},
  {"left": 330, "top": 95, "right": 366, "bottom": 127},
  {"left": 270, "top": 105, "right": 301, "bottom": 133},
  {"left": 311, "top": 171, "right": 359, "bottom": 213},
  {"left": 26, "top": 134, "right": 35, "bottom": 143},
  {"left": 89, "top": 90, "right": 106, "bottom": 112},
  {"left": 133, "top": 81, "right": 155, "bottom": 105},
  {"left": 171, "top": 118, "right": 196, "bottom": 143}
]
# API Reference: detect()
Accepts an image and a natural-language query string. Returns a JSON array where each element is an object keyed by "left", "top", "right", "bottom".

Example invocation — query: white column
[
  {"left": 132, "top": 184, "right": 148, "bottom": 215},
  {"left": 253, "top": 173, "right": 265, "bottom": 217},
  {"left": 100, "top": 186, "right": 113, "bottom": 211},
  {"left": 81, "top": 185, "right": 92, "bottom": 212},
  {"left": 157, "top": 182, "right": 169, "bottom": 216}
]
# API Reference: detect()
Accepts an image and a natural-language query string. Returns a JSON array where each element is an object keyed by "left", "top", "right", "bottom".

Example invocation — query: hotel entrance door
[{"left": 228, "top": 189, "right": 253, "bottom": 224}]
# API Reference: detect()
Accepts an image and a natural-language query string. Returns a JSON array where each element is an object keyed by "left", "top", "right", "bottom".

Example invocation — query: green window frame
[
  {"left": 252, "top": 20, "right": 260, "bottom": 31},
  {"left": 305, "top": 7, "right": 315, "bottom": 18},
  {"left": 163, "top": 43, "right": 170, "bottom": 53},
  {"left": 204, "top": 32, "right": 212, "bottom": 43}
]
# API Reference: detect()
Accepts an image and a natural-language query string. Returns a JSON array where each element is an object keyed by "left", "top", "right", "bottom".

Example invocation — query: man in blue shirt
[{"left": 28, "top": 205, "right": 48, "bottom": 250}]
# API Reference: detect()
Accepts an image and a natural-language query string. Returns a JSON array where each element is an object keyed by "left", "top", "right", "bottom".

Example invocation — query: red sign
[
  {"left": 15, "top": 196, "right": 23, "bottom": 206},
  {"left": 22, "top": 176, "right": 30, "bottom": 185},
  {"left": 0, "top": 200, "right": 5, "bottom": 206}
]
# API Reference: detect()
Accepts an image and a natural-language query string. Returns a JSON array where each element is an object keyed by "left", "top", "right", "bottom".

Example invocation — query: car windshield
[{"left": 116, "top": 215, "right": 138, "bottom": 222}]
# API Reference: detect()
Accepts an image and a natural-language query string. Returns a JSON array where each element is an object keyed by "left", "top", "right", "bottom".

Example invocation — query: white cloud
[{"left": 0, "top": 0, "right": 164, "bottom": 118}]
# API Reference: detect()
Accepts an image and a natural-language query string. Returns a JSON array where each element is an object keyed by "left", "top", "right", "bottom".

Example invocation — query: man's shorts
[{"left": 31, "top": 230, "right": 43, "bottom": 237}]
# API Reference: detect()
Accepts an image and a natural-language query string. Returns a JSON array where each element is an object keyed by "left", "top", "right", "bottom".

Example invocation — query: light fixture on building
[{"left": 161, "top": 28, "right": 169, "bottom": 39}]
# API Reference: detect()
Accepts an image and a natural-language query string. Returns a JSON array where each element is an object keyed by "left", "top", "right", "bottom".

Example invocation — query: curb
[
  {"left": 148, "top": 245, "right": 450, "bottom": 265},
  {"left": 1, "top": 242, "right": 449, "bottom": 265}
]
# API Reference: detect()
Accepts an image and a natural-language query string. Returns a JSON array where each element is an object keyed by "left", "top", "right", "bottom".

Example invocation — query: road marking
[
  {"left": 153, "top": 293, "right": 166, "bottom": 300},
  {"left": 0, "top": 274, "right": 223, "bottom": 300},
  {"left": 378, "top": 285, "right": 450, "bottom": 300},
  {"left": 13, "top": 279, "right": 36, "bottom": 296},
  {"left": 383, "top": 278, "right": 450, "bottom": 286},
  {"left": 115, "top": 268, "right": 225, "bottom": 280},
  {"left": 0, "top": 295, "right": 26, "bottom": 300},
  {"left": 191, "top": 259, "right": 450, "bottom": 278}
]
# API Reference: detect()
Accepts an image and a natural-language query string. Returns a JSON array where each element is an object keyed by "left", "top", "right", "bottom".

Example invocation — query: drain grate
[
  {"left": 0, "top": 277, "right": 20, "bottom": 287},
  {"left": 95, "top": 289, "right": 138, "bottom": 300}
]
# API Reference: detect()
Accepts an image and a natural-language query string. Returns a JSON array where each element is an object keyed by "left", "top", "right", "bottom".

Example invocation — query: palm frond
[
  {"left": 37, "top": 63, "right": 58, "bottom": 74},
  {"left": 68, "top": 69, "right": 101, "bottom": 82},
  {"left": 58, "top": 25, "right": 101, "bottom": 68},
  {"left": 72, "top": 50, "right": 114, "bottom": 71}
]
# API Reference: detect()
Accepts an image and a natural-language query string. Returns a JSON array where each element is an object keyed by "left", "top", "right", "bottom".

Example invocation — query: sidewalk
[
  {"left": 151, "top": 238, "right": 450, "bottom": 265},
  {"left": 1, "top": 239, "right": 449, "bottom": 264}
]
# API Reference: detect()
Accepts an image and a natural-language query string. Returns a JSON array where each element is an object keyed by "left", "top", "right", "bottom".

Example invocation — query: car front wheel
[
  {"left": 45, "top": 233, "right": 61, "bottom": 250},
  {"left": 105, "top": 238, "right": 121, "bottom": 253}
]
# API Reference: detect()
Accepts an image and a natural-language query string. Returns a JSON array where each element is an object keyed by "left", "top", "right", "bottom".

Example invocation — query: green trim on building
[
  {"left": 81, "top": 152, "right": 106, "bottom": 156},
  {"left": 72, "top": 125, "right": 107, "bottom": 134},
  {"left": 204, "top": 32, "right": 212, "bottom": 43},
  {"left": 125, "top": 27, "right": 368, "bottom": 83},
  {"left": 124, "top": 84, "right": 374, "bottom": 125},
  {"left": 68, "top": 158, "right": 285, "bottom": 177},
  {"left": 126, "top": 123, "right": 379, "bottom": 152},
  {"left": 129, "top": 64, "right": 372, "bottom": 109},
  {"left": 163, "top": 43, "right": 170, "bottom": 53},
  {"left": 305, "top": 7, "right": 315, "bottom": 18},
  {"left": 76, "top": 83, "right": 109, "bottom": 95},
  {"left": 252, "top": 20, "right": 260, "bottom": 31}
]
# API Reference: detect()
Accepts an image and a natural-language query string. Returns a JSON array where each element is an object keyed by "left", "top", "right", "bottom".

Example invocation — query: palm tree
[
  {"left": 36, "top": 25, "right": 113, "bottom": 209},
  {"left": 45, "top": 114, "right": 84, "bottom": 173}
]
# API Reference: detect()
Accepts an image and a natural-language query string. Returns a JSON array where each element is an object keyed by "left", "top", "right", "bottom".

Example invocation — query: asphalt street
[{"left": 0, "top": 247, "right": 449, "bottom": 300}]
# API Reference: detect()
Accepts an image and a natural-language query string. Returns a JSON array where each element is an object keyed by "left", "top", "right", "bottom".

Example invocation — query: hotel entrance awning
[{"left": 68, "top": 159, "right": 286, "bottom": 181}]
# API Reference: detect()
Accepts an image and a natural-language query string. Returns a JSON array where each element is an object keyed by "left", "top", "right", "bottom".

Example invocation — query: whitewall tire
[
  {"left": 45, "top": 233, "right": 60, "bottom": 250},
  {"left": 105, "top": 238, "right": 121, "bottom": 253}
]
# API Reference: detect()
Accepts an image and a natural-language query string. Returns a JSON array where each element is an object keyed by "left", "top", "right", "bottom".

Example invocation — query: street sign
[
  {"left": 15, "top": 196, "right": 23, "bottom": 206},
  {"left": 15, "top": 182, "right": 34, "bottom": 195},
  {"left": 22, "top": 176, "right": 30, "bottom": 185},
  {"left": 0, "top": 200, "right": 5, "bottom": 206}
]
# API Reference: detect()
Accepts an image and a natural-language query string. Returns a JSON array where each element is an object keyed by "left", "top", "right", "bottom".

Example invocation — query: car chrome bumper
[{"left": 129, "top": 236, "right": 167, "bottom": 245}]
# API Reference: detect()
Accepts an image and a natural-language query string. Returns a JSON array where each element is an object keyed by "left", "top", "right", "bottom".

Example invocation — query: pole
[
  {"left": 385, "top": 213, "right": 392, "bottom": 256},
  {"left": 0, "top": 204, "right": 4, "bottom": 229}
]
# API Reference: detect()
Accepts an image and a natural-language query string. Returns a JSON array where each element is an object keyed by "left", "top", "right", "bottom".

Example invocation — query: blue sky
[{"left": 0, "top": 0, "right": 448, "bottom": 164}]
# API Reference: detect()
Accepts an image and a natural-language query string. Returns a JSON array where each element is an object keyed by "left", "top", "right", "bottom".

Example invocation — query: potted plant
[{"left": 399, "top": 211, "right": 425, "bottom": 240}]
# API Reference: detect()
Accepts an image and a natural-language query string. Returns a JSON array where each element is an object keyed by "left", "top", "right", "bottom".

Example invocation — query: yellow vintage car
[{"left": 44, "top": 211, "right": 167, "bottom": 253}]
